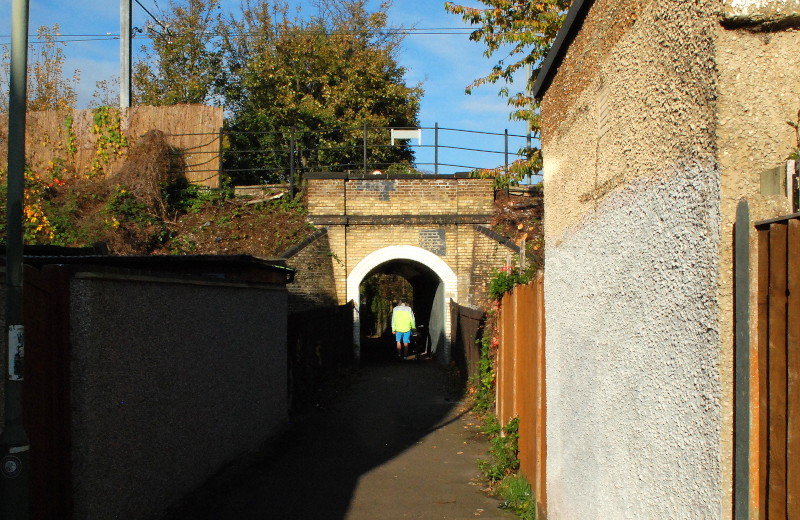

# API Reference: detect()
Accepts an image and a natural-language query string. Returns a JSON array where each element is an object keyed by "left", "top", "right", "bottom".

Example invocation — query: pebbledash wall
[
  {"left": 285, "top": 173, "right": 518, "bottom": 358},
  {"left": 534, "top": 0, "right": 799, "bottom": 517},
  {"left": 70, "top": 272, "right": 288, "bottom": 519}
]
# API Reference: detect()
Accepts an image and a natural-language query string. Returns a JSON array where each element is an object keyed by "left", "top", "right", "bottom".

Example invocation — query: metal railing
[{"left": 167, "top": 123, "right": 537, "bottom": 187}]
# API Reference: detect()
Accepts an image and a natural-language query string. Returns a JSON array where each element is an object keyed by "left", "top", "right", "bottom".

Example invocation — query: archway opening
[
  {"left": 348, "top": 245, "right": 458, "bottom": 364},
  {"left": 358, "top": 259, "right": 444, "bottom": 363}
]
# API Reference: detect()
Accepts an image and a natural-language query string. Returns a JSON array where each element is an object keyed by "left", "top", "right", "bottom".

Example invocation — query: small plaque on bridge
[{"left": 419, "top": 229, "right": 446, "bottom": 256}]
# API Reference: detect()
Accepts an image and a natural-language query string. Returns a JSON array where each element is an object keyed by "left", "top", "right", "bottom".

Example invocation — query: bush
[
  {"left": 478, "top": 416, "right": 520, "bottom": 482},
  {"left": 498, "top": 473, "right": 537, "bottom": 520},
  {"left": 489, "top": 265, "right": 529, "bottom": 300}
]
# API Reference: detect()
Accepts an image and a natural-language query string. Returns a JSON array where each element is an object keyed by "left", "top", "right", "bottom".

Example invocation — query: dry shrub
[{"left": 114, "top": 129, "right": 186, "bottom": 218}]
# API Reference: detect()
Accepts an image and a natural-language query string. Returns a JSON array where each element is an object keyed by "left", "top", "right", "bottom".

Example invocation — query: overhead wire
[{"left": 0, "top": 26, "right": 475, "bottom": 44}]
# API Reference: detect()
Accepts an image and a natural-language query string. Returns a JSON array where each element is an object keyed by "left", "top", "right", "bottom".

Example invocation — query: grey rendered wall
[
  {"left": 540, "top": 0, "right": 723, "bottom": 517},
  {"left": 545, "top": 164, "right": 722, "bottom": 518},
  {"left": 68, "top": 273, "right": 287, "bottom": 520},
  {"left": 429, "top": 280, "right": 445, "bottom": 358}
]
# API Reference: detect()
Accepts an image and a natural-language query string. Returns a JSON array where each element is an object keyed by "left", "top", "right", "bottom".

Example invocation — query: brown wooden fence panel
[
  {"left": 498, "top": 291, "right": 516, "bottom": 426},
  {"left": 449, "top": 302, "right": 484, "bottom": 384},
  {"left": 19, "top": 265, "right": 74, "bottom": 520},
  {"left": 287, "top": 302, "right": 354, "bottom": 411},
  {"left": 787, "top": 219, "right": 800, "bottom": 518},
  {"left": 757, "top": 227, "right": 770, "bottom": 517},
  {"left": 496, "top": 273, "right": 546, "bottom": 514},
  {"left": 755, "top": 214, "right": 800, "bottom": 518}
]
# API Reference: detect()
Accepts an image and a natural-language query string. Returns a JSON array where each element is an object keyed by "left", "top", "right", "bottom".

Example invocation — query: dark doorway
[{"left": 358, "top": 259, "right": 444, "bottom": 363}]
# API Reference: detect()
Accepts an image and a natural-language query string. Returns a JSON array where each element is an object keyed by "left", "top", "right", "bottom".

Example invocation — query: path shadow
[{"left": 165, "top": 342, "right": 464, "bottom": 520}]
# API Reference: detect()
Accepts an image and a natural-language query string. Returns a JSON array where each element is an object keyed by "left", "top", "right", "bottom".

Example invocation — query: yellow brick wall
[{"left": 301, "top": 175, "right": 513, "bottom": 307}]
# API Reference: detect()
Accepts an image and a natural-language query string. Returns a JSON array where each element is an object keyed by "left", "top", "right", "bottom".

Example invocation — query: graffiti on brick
[
  {"left": 419, "top": 229, "right": 446, "bottom": 256},
  {"left": 355, "top": 180, "right": 398, "bottom": 201}
]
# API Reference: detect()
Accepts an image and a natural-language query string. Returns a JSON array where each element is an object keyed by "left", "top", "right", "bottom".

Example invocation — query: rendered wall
[
  {"left": 715, "top": 4, "right": 800, "bottom": 514},
  {"left": 541, "top": 0, "right": 723, "bottom": 517},
  {"left": 68, "top": 273, "right": 287, "bottom": 520}
]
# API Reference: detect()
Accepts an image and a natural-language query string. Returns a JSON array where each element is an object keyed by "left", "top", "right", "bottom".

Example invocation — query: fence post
[
  {"left": 733, "top": 199, "right": 750, "bottom": 520},
  {"left": 216, "top": 127, "right": 224, "bottom": 189},
  {"left": 435, "top": 122, "right": 439, "bottom": 176},
  {"left": 363, "top": 122, "right": 368, "bottom": 176}
]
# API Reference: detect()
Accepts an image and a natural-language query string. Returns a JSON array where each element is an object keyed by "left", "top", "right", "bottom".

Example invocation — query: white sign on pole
[
  {"left": 8, "top": 325, "right": 24, "bottom": 381},
  {"left": 391, "top": 128, "right": 422, "bottom": 146}
]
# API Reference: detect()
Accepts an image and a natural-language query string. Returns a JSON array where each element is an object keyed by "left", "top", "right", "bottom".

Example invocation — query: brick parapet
[{"left": 306, "top": 176, "right": 494, "bottom": 219}]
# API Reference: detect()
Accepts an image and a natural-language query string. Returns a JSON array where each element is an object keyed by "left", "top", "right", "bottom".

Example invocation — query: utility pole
[
  {"left": 1, "top": 0, "right": 31, "bottom": 517},
  {"left": 525, "top": 63, "right": 532, "bottom": 184},
  {"left": 121, "top": 0, "right": 132, "bottom": 109}
]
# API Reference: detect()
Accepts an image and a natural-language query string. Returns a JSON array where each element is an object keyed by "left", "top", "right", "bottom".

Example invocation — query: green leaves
[
  {"left": 134, "top": 0, "right": 225, "bottom": 106},
  {"left": 445, "top": 0, "right": 571, "bottom": 179},
  {"left": 221, "top": 0, "right": 422, "bottom": 184}
]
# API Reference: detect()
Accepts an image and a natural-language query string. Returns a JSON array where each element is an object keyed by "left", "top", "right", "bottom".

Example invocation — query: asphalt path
[{"left": 168, "top": 348, "right": 513, "bottom": 520}]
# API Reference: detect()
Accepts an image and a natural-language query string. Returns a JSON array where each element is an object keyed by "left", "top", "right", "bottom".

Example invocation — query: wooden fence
[
  {"left": 287, "top": 302, "right": 355, "bottom": 411},
  {"left": 755, "top": 213, "right": 800, "bottom": 518},
  {"left": 450, "top": 301, "right": 485, "bottom": 384},
  {"left": 0, "top": 104, "right": 223, "bottom": 187},
  {"left": 496, "top": 272, "right": 546, "bottom": 515}
]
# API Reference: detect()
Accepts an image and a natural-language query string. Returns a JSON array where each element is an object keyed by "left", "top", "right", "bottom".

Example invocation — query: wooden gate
[
  {"left": 755, "top": 213, "right": 800, "bottom": 518},
  {"left": 450, "top": 302, "right": 484, "bottom": 383}
]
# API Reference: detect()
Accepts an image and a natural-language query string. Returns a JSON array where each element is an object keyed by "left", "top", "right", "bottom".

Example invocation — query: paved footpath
[{"left": 169, "top": 358, "right": 514, "bottom": 520}]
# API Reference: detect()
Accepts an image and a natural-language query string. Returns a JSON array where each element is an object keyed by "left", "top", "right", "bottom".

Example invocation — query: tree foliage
[
  {"left": 133, "top": 0, "right": 225, "bottom": 105},
  {"left": 445, "top": 0, "right": 571, "bottom": 173},
  {"left": 131, "top": 0, "right": 421, "bottom": 184},
  {"left": 0, "top": 24, "right": 79, "bottom": 113},
  {"left": 221, "top": 0, "right": 422, "bottom": 184}
]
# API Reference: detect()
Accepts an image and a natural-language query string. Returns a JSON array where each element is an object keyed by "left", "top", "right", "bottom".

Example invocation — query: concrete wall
[
  {"left": 716, "top": 4, "right": 800, "bottom": 511},
  {"left": 541, "top": 0, "right": 725, "bottom": 516},
  {"left": 68, "top": 272, "right": 287, "bottom": 520}
]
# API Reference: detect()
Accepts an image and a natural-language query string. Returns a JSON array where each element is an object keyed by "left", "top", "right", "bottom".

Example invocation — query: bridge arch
[{"left": 348, "top": 245, "right": 457, "bottom": 362}]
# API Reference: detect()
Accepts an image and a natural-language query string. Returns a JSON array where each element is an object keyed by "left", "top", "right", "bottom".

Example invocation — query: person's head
[{"left": 399, "top": 299, "right": 407, "bottom": 306}]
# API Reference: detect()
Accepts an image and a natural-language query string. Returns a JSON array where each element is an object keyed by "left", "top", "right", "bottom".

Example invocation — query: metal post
[
  {"left": 733, "top": 199, "right": 750, "bottom": 520},
  {"left": 525, "top": 63, "right": 532, "bottom": 184},
  {"left": 289, "top": 127, "right": 296, "bottom": 198},
  {"left": 504, "top": 129, "right": 509, "bottom": 176},
  {"left": 120, "top": 0, "right": 132, "bottom": 109},
  {"left": 216, "top": 127, "right": 224, "bottom": 189},
  {"left": 434, "top": 123, "right": 439, "bottom": 176},
  {"left": 363, "top": 122, "right": 368, "bottom": 176},
  {"left": 1, "top": 0, "right": 31, "bottom": 518}
]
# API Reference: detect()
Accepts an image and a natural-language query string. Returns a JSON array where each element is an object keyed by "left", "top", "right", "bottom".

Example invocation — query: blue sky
[{"left": 0, "top": 0, "right": 531, "bottom": 174}]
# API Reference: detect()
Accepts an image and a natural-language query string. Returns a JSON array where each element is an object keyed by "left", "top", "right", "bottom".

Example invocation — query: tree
[
  {"left": 444, "top": 0, "right": 571, "bottom": 173},
  {"left": 221, "top": 0, "right": 422, "bottom": 184},
  {"left": 0, "top": 25, "right": 79, "bottom": 114},
  {"left": 133, "top": 0, "right": 224, "bottom": 105},
  {"left": 26, "top": 25, "right": 80, "bottom": 112},
  {"left": 90, "top": 76, "right": 121, "bottom": 108},
  {"left": 0, "top": 46, "right": 9, "bottom": 114}
]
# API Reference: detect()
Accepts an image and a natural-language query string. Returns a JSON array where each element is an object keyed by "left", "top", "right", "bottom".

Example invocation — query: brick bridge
[{"left": 283, "top": 173, "right": 520, "bottom": 361}]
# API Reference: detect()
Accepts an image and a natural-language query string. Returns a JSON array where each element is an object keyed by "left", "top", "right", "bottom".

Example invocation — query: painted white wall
[
  {"left": 545, "top": 161, "right": 722, "bottom": 518},
  {"left": 346, "top": 245, "right": 458, "bottom": 361}
]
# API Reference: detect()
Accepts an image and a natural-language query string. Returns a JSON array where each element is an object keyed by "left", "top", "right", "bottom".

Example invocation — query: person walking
[{"left": 391, "top": 299, "right": 415, "bottom": 360}]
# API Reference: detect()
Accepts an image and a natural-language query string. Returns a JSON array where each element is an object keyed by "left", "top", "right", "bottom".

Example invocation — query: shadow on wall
[{"left": 164, "top": 359, "right": 464, "bottom": 520}]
